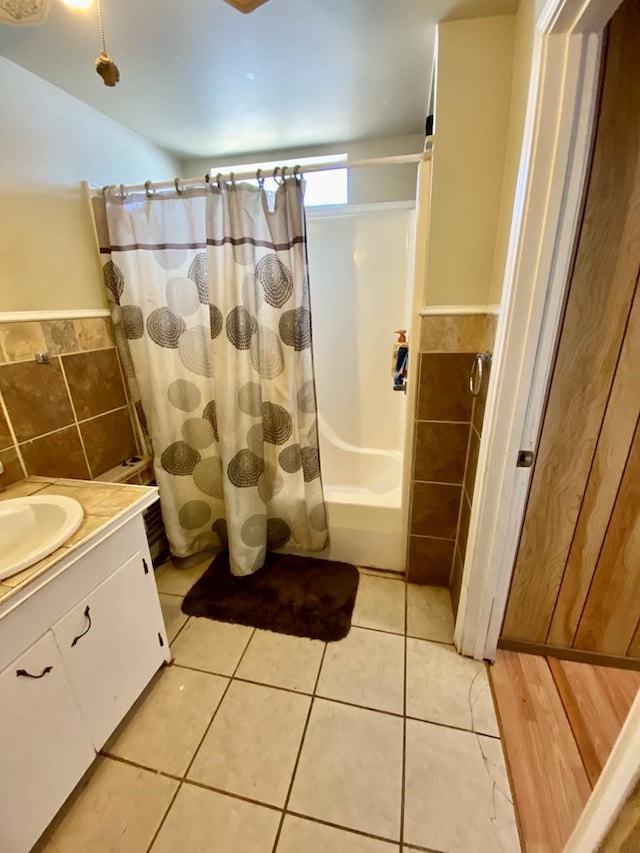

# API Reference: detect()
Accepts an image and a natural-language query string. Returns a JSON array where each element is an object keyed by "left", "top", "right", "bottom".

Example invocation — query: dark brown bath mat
[{"left": 181, "top": 552, "right": 359, "bottom": 642}]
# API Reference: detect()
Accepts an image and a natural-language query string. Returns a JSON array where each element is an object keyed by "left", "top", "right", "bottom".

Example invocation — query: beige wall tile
[
  {"left": 420, "top": 315, "right": 463, "bottom": 352},
  {"left": 0, "top": 322, "right": 46, "bottom": 362},
  {"left": 461, "top": 314, "right": 488, "bottom": 352},
  {"left": 42, "top": 320, "right": 79, "bottom": 355},
  {"left": 74, "top": 318, "right": 112, "bottom": 350}
]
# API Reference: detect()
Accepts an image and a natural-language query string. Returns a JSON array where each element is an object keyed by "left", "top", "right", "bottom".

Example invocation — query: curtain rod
[{"left": 92, "top": 147, "right": 432, "bottom": 196}]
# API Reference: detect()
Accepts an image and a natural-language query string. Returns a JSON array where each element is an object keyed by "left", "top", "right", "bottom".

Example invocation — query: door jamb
[{"left": 454, "top": 0, "right": 618, "bottom": 663}]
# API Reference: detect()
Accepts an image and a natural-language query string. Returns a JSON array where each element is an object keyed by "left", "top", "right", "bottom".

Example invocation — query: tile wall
[
  {"left": 0, "top": 318, "right": 139, "bottom": 488},
  {"left": 407, "top": 313, "right": 497, "bottom": 606}
]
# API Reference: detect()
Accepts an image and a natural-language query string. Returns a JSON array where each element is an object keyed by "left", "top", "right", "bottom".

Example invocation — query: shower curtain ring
[
  {"left": 281, "top": 166, "right": 288, "bottom": 187},
  {"left": 119, "top": 184, "right": 127, "bottom": 199},
  {"left": 174, "top": 177, "right": 183, "bottom": 195},
  {"left": 230, "top": 171, "right": 236, "bottom": 188},
  {"left": 102, "top": 185, "right": 109, "bottom": 199},
  {"left": 256, "top": 168, "right": 264, "bottom": 188},
  {"left": 273, "top": 166, "right": 282, "bottom": 185},
  {"left": 216, "top": 173, "right": 223, "bottom": 190},
  {"left": 144, "top": 180, "right": 153, "bottom": 198},
  {"left": 293, "top": 165, "right": 302, "bottom": 183}
]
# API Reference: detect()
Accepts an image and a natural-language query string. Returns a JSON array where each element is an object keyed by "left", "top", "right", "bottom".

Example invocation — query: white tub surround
[
  {"left": 0, "top": 477, "right": 169, "bottom": 853},
  {"left": 315, "top": 416, "right": 404, "bottom": 572},
  {"left": 306, "top": 204, "right": 415, "bottom": 573}
]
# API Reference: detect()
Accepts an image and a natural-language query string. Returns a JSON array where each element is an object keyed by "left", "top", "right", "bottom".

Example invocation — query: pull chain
[{"left": 95, "top": 0, "right": 120, "bottom": 87}]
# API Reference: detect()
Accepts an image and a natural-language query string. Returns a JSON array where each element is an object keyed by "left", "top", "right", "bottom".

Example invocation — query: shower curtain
[{"left": 92, "top": 178, "right": 328, "bottom": 576}]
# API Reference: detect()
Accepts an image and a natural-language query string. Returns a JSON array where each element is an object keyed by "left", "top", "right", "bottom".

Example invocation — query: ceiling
[{"left": 0, "top": 0, "right": 519, "bottom": 159}]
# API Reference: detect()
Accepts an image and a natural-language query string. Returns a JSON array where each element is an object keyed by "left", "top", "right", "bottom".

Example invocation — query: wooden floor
[{"left": 489, "top": 651, "right": 640, "bottom": 853}]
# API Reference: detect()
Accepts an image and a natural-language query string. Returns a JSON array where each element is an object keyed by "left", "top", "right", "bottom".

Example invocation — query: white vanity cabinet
[
  {"left": 0, "top": 632, "right": 95, "bottom": 853},
  {"left": 0, "top": 507, "right": 169, "bottom": 853}
]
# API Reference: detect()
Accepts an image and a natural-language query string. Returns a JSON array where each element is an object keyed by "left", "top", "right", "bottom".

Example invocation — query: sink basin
[{"left": 0, "top": 495, "right": 84, "bottom": 582}]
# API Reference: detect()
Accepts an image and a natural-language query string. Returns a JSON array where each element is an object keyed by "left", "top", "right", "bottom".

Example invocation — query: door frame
[
  {"left": 455, "top": 0, "right": 640, "bottom": 846},
  {"left": 455, "top": 0, "right": 622, "bottom": 662}
]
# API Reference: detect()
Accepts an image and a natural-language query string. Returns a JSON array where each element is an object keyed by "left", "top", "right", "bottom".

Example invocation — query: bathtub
[{"left": 315, "top": 415, "right": 405, "bottom": 573}]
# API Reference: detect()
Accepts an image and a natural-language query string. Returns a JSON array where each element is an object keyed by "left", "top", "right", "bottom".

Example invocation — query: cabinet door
[
  {"left": 52, "top": 551, "right": 166, "bottom": 751},
  {"left": 0, "top": 632, "right": 95, "bottom": 853}
]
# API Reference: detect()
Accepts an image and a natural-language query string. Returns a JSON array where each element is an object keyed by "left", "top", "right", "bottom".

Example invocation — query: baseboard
[{"left": 497, "top": 638, "right": 640, "bottom": 672}]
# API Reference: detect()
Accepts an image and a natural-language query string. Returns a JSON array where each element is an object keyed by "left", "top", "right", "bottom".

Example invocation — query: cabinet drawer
[
  {"left": 52, "top": 551, "right": 166, "bottom": 750},
  {"left": 0, "top": 632, "right": 95, "bottom": 853}
]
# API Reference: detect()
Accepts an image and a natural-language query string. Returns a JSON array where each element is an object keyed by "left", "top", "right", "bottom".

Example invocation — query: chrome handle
[{"left": 470, "top": 352, "right": 492, "bottom": 397}]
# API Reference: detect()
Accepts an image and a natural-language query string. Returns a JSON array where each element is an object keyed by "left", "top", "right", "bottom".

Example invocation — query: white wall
[
  {"left": 424, "top": 15, "right": 516, "bottom": 307},
  {"left": 0, "top": 57, "right": 179, "bottom": 313},
  {"left": 182, "top": 135, "right": 425, "bottom": 206}
]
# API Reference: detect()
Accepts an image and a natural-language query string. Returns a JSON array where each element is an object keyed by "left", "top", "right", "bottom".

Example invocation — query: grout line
[
  {"left": 58, "top": 356, "right": 92, "bottom": 477},
  {"left": 0, "top": 387, "right": 27, "bottom": 478},
  {"left": 412, "top": 478, "right": 464, "bottom": 487},
  {"left": 176, "top": 777, "right": 282, "bottom": 812},
  {"left": 270, "top": 641, "right": 328, "bottom": 853},
  {"left": 284, "top": 809, "right": 403, "bottom": 847},
  {"left": 144, "top": 776, "right": 182, "bottom": 853},
  {"left": 409, "top": 533, "right": 457, "bottom": 543},
  {"left": 144, "top": 626, "right": 256, "bottom": 853},
  {"left": 414, "top": 418, "right": 472, "bottom": 425},
  {"left": 76, "top": 403, "right": 130, "bottom": 427},
  {"left": 100, "top": 752, "right": 182, "bottom": 783}
]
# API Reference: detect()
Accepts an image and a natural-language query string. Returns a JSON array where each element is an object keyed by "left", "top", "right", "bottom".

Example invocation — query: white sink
[{"left": 0, "top": 496, "right": 84, "bottom": 582}]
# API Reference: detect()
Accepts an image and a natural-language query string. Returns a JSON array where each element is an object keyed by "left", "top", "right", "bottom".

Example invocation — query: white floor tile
[
  {"left": 158, "top": 593, "right": 189, "bottom": 643},
  {"left": 317, "top": 627, "right": 404, "bottom": 714},
  {"left": 155, "top": 557, "right": 211, "bottom": 596},
  {"left": 41, "top": 757, "right": 177, "bottom": 853},
  {"left": 406, "top": 585, "right": 454, "bottom": 644},
  {"left": 170, "top": 617, "right": 253, "bottom": 676},
  {"left": 277, "top": 814, "right": 399, "bottom": 852},
  {"left": 406, "top": 639, "right": 499, "bottom": 736},
  {"left": 106, "top": 666, "right": 228, "bottom": 776},
  {"left": 351, "top": 574, "right": 406, "bottom": 634},
  {"left": 188, "top": 680, "right": 310, "bottom": 807},
  {"left": 289, "top": 698, "right": 403, "bottom": 840},
  {"left": 404, "top": 719, "right": 520, "bottom": 852},
  {"left": 150, "top": 783, "right": 280, "bottom": 853},
  {"left": 235, "top": 629, "right": 325, "bottom": 693}
]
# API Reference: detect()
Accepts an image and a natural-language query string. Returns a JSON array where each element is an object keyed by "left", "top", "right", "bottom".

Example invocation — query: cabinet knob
[{"left": 16, "top": 666, "right": 53, "bottom": 679}]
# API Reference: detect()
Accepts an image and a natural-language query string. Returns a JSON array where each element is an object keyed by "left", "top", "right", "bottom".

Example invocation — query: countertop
[{"left": 0, "top": 477, "right": 158, "bottom": 606}]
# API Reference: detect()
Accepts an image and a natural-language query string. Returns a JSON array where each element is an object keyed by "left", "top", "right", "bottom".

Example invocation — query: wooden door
[{"left": 501, "top": 0, "right": 640, "bottom": 659}]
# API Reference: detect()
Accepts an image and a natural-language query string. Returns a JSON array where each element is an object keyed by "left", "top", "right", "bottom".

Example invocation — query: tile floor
[{"left": 37, "top": 559, "right": 521, "bottom": 853}]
